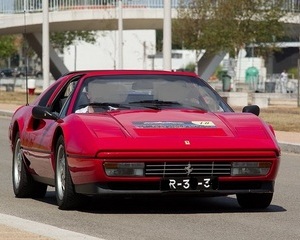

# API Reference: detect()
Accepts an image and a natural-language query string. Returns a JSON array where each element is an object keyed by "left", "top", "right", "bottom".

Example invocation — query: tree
[
  {"left": 173, "top": 0, "right": 287, "bottom": 57},
  {"left": 0, "top": 35, "right": 18, "bottom": 62},
  {"left": 156, "top": 29, "right": 182, "bottom": 52},
  {"left": 50, "top": 31, "right": 97, "bottom": 53}
]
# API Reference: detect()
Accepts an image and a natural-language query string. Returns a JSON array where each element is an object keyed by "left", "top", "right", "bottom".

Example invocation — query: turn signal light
[{"left": 103, "top": 162, "right": 145, "bottom": 177}]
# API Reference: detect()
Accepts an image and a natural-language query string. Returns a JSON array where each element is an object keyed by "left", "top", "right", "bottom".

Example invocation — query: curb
[
  {"left": 0, "top": 213, "right": 102, "bottom": 240},
  {"left": 0, "top": 110, "right": 14, "bottom": 118},
  {"left": 278, "top": 142, "right": 300, "bottom": 154}
]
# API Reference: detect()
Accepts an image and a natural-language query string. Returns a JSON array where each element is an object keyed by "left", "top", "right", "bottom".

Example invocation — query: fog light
[
  {"left": 231, "top": 162, "right": 271, "bottom": 176},
  {"left": 104, "top": 162, "right": 145, "bottom": 177}
]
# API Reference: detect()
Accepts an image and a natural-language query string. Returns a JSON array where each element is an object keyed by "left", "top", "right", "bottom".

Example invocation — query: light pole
[
  {"left": 298, "top": 59, "right": 300, "bottom": 107},
  {"left": 118, "top": 0, "right": 123, "bottom": 69},
  {"left": 42, "top": 0, "right": 50, "bottom": 90},
  {"left": 163, "top": 0, "right": 172, "bottom": 70}
]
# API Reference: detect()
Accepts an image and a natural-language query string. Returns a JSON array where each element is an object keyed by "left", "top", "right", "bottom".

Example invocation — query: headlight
[
  {"left": 231, "top": 162, "right": 271, "bottom": 176},
  {"left": 104, "top": 162, "right": 145, "bottom": 177}
]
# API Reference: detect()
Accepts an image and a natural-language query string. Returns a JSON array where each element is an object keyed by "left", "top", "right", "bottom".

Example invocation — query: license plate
[{"left": 162, "top": 177, "right": 214, "bottom": 191}]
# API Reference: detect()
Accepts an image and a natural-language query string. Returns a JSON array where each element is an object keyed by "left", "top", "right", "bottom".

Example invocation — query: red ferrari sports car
[{"left": 9, "top": 70, "right": 280, "bottom": 210}]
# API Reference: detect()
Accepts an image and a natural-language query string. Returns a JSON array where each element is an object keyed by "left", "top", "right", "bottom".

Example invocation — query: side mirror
[
  {"left": 242, "top": 105, "right": 260, "bottom": 116},
  {"left": 32, "top": 106, "right": 59, "bottom": 120}
]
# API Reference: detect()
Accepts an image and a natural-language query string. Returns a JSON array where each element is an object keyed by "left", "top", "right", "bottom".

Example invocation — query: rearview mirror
[
  {"left": 32, "top": 106, "right": 59, "bottom": 120},
  {"left": 242, "top": 105, "right": 260, "bottom": 116}
]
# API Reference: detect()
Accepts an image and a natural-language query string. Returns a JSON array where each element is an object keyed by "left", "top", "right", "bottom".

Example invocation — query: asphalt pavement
[{"left": 0, "top": 102, "right": 300, "bottom": 240}]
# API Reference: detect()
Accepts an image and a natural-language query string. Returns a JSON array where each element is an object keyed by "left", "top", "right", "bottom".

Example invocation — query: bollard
[{"left": 28, "top": 79, "right": 36, "bottom": 95}]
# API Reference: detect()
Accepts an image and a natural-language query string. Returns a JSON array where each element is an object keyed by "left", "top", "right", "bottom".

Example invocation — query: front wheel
[
  {"left": 236, "top": 193, "right": 273, "bottom": 209},
  {"left": 12, "top": 132, "right": 47, "bottom": 198},
  {"left": 55, "top": 135, "right": 82, "bottom": 210}
]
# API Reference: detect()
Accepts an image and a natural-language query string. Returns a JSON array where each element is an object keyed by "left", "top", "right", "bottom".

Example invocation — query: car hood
[{"left": 73, "top": 109, "right": 279, "bottom": 152}]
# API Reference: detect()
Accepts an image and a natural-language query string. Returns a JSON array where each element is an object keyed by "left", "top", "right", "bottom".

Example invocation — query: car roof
[{"left": 62, "top": 69, "right": 199, "bottom": 78}]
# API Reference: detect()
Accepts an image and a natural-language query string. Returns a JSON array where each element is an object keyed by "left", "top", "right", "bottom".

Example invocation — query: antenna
[{"left": 23, "top": 4, "right": 29, "bottom": 106}]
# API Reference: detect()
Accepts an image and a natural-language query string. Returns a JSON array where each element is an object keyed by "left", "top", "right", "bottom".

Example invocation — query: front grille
[{"left": 145, "top": 162, "right": 231, "bottom": 177}]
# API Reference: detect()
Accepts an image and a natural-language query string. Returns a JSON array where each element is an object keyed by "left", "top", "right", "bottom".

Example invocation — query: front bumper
[
  {"left": 68, "top": 150, "right": 279, "bottom": 196},
  {"left": 75, "top": 180, "right": 274, "bottom": 196}
]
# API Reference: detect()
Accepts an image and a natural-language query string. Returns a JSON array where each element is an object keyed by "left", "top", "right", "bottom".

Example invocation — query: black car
[
  {"left": 0, "top": 68, "right": 15, "bottom": 78},
  {"left": 15, "top": 66, "right": 42, "bottom": 78}
]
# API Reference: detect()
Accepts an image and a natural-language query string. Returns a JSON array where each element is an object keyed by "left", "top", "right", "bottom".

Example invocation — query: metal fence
[
  {"left": 0, "top": 0, "right": 179, "bottom": 13},
  {"left": 1, "top": 0, "right": 300, "bottom": 13}
]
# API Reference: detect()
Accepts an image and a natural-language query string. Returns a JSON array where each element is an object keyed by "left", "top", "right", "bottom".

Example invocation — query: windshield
[{"left": 73, "top": 74, "right": 232, "bottom": 113}]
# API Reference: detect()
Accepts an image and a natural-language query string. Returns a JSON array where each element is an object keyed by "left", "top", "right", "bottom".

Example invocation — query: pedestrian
[{"left": 280, "top": 69, "right": 288, "bottom": 93}]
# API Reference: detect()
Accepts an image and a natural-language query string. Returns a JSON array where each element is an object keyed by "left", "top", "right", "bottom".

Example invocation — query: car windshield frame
[{"left": 73, "top": 74, "right": 233, "bottom": 113}]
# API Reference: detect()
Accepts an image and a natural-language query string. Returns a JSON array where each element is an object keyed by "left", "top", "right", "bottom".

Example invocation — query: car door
[{"left": 22, "top": 79, "right": 79, "bottom": 181}]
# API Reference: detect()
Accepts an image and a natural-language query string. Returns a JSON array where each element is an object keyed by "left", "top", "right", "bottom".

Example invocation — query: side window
[
  {"left": 38, "top": 81, "right": 61, "bottom": 107},
  {"left": 51, "top": 80, "right": 78, "bottom": 113}
]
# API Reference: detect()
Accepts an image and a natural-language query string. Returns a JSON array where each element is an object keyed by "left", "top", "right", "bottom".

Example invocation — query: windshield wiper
[
  {"left": 128, "top": 100, "right": 182, "bottom": 110},
  {"left": 88, "top": 102, "right": 130, "bottom": 110},
  {"left": 129, "top": 100, "right": 210, "bottom": 111},
  {"left": 129, "top": 99, "right": 181, "bottom": 105}
]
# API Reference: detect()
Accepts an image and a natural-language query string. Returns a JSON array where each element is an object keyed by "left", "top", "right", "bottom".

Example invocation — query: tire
[
  {"left": 12, "top": 132, "right": 47, "bottom": 198},
  {"left": 55, "top": 135, "right": 82, "bottom": 210},
  {"left": 236, "top": 193, "right": 273, "bottom": 209},
  {"left": 36, "top": 73, "right": 42, "bottom": 78}
]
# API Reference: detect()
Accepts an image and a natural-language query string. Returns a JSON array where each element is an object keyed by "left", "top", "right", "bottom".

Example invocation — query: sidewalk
[
  {"left": 0, "top": 214, "right": 101, "bottom": 240},
  {"left": 274, "top": 130, "right": 300, "bottom": 154}
]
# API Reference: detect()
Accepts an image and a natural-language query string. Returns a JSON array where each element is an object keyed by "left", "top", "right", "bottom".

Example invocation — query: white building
[{"left": 63, "top": 30, "right": 197, "bottom": 71}]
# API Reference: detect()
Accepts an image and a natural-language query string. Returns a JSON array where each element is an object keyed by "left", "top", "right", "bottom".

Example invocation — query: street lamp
[
  {"left": 42, "top": 0, "right": 50, "bottom": 90},
  {"left": 118, "top": 0, "right": 123, "bottom": 69},
  {"left": 163, "top": 0, "right": 172, "bottom": 70}
]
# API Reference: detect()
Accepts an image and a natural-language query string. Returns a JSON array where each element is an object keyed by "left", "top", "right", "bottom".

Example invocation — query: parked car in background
[
  {"left": 9, "top": 70, "right": 281, "bottom": 210},
  {"left": 0, "top": 68, "right": 15, "bottom": 78},
  {"left": 15, "top": 66, "right": 42, "bottom": 78}
]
